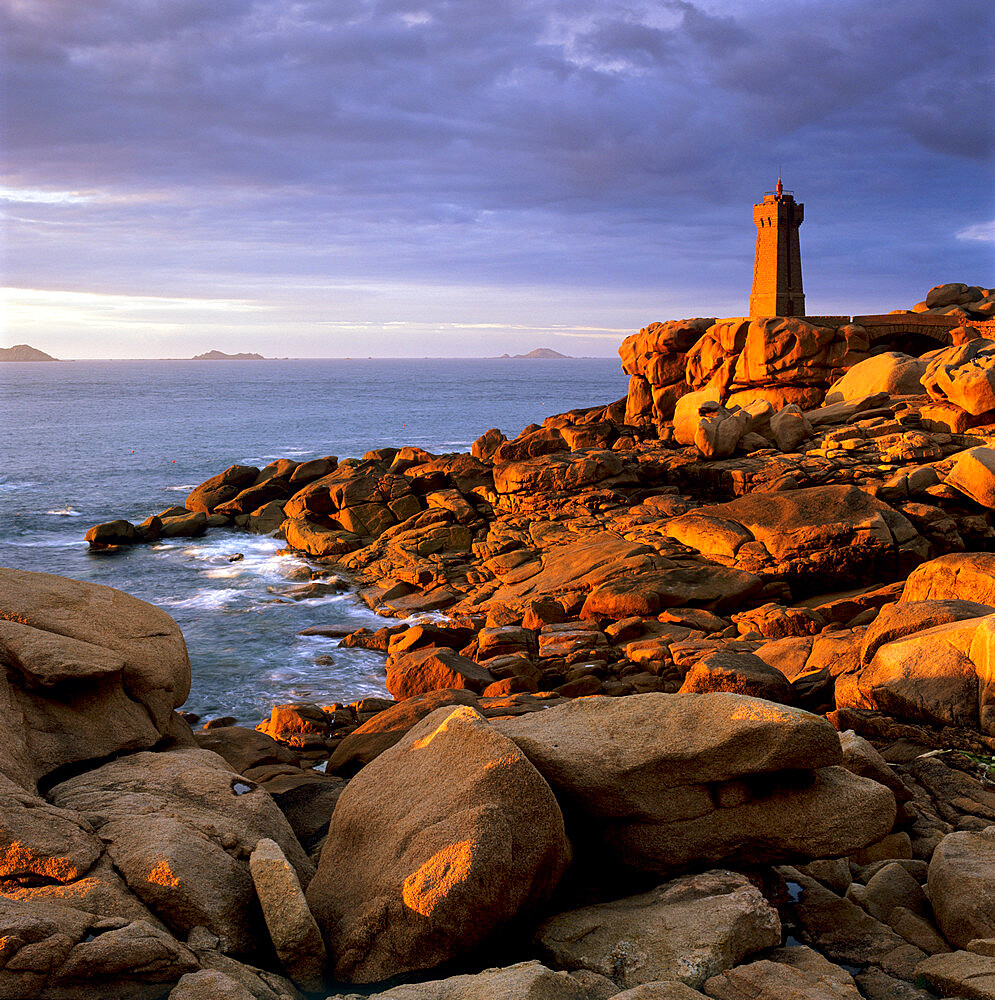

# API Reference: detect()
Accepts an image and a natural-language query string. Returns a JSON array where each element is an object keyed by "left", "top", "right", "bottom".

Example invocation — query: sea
[{"left": 0, "top": 358, "right": 629, "bottom": 724}]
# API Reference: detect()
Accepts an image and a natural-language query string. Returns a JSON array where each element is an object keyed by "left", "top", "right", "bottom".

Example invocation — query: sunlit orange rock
[
  {"left": 185, "top": 464, "right": 259, "bottom": 513},
  {"left": 0, "top": 777, "right": 102, "bottom": 886},
  {"left": 679, "top": 650, "right": 793, "bottom": 704},
  {"left": 922, "top": 339, "right": 995, "bottom": 415},
  {"left": 306, "top": 705, "right": 570, "bottom": 982},
  {"left": 902, "top": 552, "right": 995, "bottom": 605},
  {"left": 385, "top": 646, "right": 494, "bottom": 701}
]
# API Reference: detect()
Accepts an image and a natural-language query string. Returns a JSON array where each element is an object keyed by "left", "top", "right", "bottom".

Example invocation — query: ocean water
[{"left": 0, "top": 358, "right": 628, "bottom": 723}]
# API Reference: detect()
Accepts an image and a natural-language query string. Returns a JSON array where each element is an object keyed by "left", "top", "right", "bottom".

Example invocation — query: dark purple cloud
[{"left": 1, "top": 0, "right": 993, "bottom": 357}]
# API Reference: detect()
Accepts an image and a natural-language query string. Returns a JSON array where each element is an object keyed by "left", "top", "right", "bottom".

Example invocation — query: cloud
[
  {"left": 956, "top": 221, "right": 995, "bottom": 243},
  {"left": 1, "top": 0, "right": 993, "bottom": 356},
  {"left": 0, "top": 187, "right": 96, "bottom": 204}
]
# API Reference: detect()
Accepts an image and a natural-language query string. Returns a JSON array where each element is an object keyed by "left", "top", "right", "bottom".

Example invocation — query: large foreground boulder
[
  {"left": 0, "top": 568, "right": 191, "bottom": 788},
  {"left": 825, "top": 352, "right": 927, "bottom": 403},
  {"left": 536, "top": 870, "right": 780, "bottom": 990},
  {"left": 49, "top": 748, "right": 313, "bottom": 956},
  {"left": 494, "top": 693, "right": 895, "bottom": 874},
  {"left": 306, "top": 705, "right": 571, "bottom": 983}
]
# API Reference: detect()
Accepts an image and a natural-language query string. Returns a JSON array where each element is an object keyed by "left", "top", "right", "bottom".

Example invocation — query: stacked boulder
[
  {"left": 619, "top": 318, "right": 714, "bottom": 424},
  {"left": 685, "top": 316, "right": 870, "bottom": 410},
  {"left": 910, "top": 282, "right": 995, "bottom": 322},
  {"left": 921, "top": 338, "right": 995, "bottom": 432}
]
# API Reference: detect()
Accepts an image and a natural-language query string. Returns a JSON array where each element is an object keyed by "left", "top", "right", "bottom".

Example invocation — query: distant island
[
  {"left": 192, "top": 350, "right": 266, "bottom": 360},
  {"left": 495, "top": 348, "right": 573, "bottom": 359},
  {"left": 0, "top": 344, "right": 59, "bottom": 362}
]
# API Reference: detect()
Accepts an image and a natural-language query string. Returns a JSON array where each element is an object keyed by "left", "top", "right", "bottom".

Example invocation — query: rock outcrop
[
  {"left": 684, "top": 317, "right": 868, "bottom": 410},
  {"left": 48, "top": 747, "right": 313, "bottom": 955}
]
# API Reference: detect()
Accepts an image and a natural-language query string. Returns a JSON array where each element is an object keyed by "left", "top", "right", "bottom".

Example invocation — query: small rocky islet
[{"left": 5, "top": 282, "right": 995, "bottom": 999}]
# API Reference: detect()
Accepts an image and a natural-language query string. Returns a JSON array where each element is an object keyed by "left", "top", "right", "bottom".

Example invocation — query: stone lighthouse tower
[{"left": 749, "top": 178, "right": 805, "bottom": 317}]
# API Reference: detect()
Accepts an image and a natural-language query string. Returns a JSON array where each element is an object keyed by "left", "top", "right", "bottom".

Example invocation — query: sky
[{"left": 1, "top": 0, "right": 993, "bottom": 359}]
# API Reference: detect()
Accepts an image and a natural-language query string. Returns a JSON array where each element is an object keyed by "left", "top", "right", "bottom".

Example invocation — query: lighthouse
[{"left": 749, "top": 178, "right": 805, "bottom": 317}]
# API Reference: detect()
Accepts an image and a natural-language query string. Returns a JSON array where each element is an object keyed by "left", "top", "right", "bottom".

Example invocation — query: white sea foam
[
  {"left": 160, "top": 588, "right": 242, "bottom": 610},
  {"left": 164, "top": 484, "right": 197, "bottom": 492},
  {"left": 203, "top": 566, "right": 244, "bottom": 579},
  {"left": 8, "top": 537, "right": 88, "bottom": 548},
  {"left": 263, "top": 649, "right": 389, "bottom": 704},
  {"left": 179, "top": 535, "right": 308, "bottom": 580},
  {"left": 45, "top": 507, "right": 85, "bottom": 517},
  {"left": 0, "top": 481, "right": 38, "bottom": 491}
]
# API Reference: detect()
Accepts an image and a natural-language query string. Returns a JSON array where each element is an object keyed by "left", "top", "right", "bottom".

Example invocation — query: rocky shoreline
[{"left": 4, "top": 282, "right": 995, "bottom": 998}]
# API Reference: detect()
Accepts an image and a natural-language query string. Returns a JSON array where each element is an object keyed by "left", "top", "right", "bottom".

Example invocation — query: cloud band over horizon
[{"left": 2, "top": 0, "right": 993, "bottom": 358}]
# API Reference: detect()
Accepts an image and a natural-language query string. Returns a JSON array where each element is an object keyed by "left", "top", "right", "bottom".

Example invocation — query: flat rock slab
[
  {"left": 324, "top": 960, "right": 592, "bottom": 999},
  {"left": 493, "top": 692, "right": 844, "bottom": 810},
  {"left": 665, "top": 485, "right": 924, "bottom": 585},
  {"left": 915, "top": 950, "right": 995, "bottom": 1000},
  {"left": 535, "top": 869, "right": 781, "bottom": 990}
]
